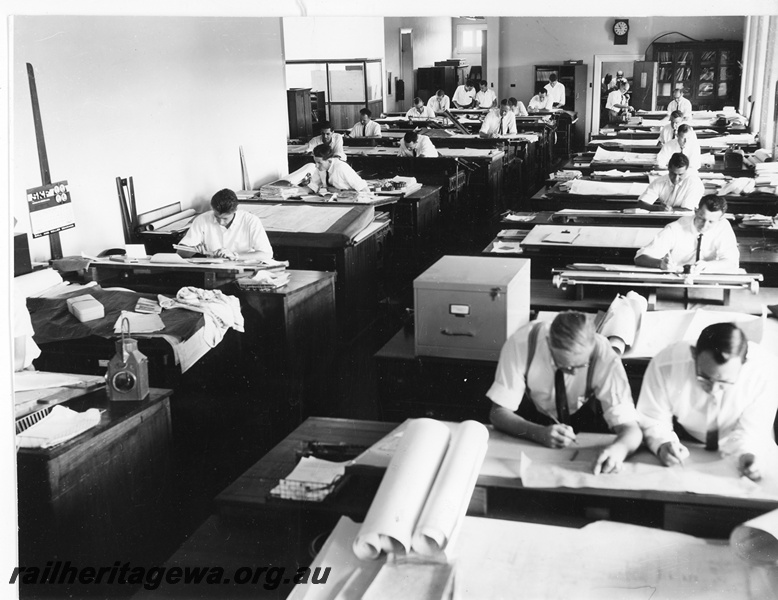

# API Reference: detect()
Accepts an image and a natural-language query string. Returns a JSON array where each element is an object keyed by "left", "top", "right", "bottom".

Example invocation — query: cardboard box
[
  {"left": 66, "top": 294, "right": 105, "bottom": 322},
  {"left": 414, "top": 256, "right": 530, "bottom": 361}
]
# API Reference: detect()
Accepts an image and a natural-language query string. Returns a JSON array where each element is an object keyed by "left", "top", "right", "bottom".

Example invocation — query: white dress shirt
[
  {"left": 427, "top": 95, "right": 451, "bottom": 112},
  {"left": 637, "top": 341, "right": 778, "bottom": 458},
  {"left": 479, "top": 109, "right": 517, "bottom": 136},
  {"left": 656, "top": 138, "right": 702, "bottom": 172},
  {"left": 306, "top": 132, "right": 347, "bottom": 161},
  {"left": 180, "top": 211, "right": 273, "bottom": 260},
  {"left": 405, "top": 105, "right": 436, "bottom": 119},
  {"left": 512, "top": 102, "right": 529, "bottom": 117},
  {"left": 308, "top": 160, "right": 368, "bottom": 193},
  {"left": 486, "top": 322, "right": 639, "bottom": 428},
  {"left": 605, "top": 89, "right": 629, "bottom": 112},
  {"left": 659, "top": 123, "right": 697, "bottom": 146},
  {"left": 544, "top": 81, "right": 566, "bottom": 107},
  {"left": 667, "top": 96, "right": 693, "bottom": 119},
  {"left": 528, "top": 95, "right": 554, "bottom": 111},
  {"left": 635, "top": 215, "right": 740, "bottom": 271},
  {"left": 397, "top": 134, "right": 439, "bottom": 158},
  {"left": 452, "top": 85, "right": 476, "bottom": 107},
  {"left": 475, "top": 88, "right": 497, "bottom": 109},
  {"left": 637, "top": 174, "right": 705, "bottom": 210},
  {"left": 347, "top": 121, "right": 382, "bottom": 138}
]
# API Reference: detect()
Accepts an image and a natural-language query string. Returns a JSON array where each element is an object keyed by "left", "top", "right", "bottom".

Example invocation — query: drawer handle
[{"left": 440, "top": 329, "right": 474, "bottom": 337}]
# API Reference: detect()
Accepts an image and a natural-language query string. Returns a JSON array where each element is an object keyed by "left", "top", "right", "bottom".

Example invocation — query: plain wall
[
  {"left": 498, "top": 16, "right": 745, "bottom": 140},
  {"left": 12, "top": 16, "right": 288, "bottom": 262},
  {"left": 283, "top": 16, "right": 385, "bottom": 60},
  {"left": 383, "top": 17, "right": 453, "bottom": 113}
]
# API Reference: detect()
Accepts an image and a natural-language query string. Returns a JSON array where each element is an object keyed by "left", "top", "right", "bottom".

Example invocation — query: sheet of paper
[
  {"left": 239, "top": 203, "right": 352, "bottom": 233},
  {"left": 17, "top": 405, "right": 102, "bottom": 449},
  {"left": 149, "top": 253, "right": 189, "bottom": 264},
  {"left": 13, "top": 371, "right": 96, "bottom": 392},
  {"left": 113, "top": 310, "right": 165, "bottom": 334},
  {"left": 731, "top": 508, "right": 778, "bottom": 565},
  {"left": 542, "top": 227, "right": 581, "bottom": 243},
  {"left": 598, "top": 291, "right": 648, "bottom": 350}
]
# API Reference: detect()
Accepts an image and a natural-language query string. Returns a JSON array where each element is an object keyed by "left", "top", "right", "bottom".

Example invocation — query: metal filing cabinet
[{"left": 414, "top": 256, "right": 530, "bottom": 361}]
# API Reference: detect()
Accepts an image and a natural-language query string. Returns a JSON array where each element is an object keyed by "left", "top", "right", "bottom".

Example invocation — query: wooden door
[{"left": 632, "top": 61, "right": 658, "bottom": 111}]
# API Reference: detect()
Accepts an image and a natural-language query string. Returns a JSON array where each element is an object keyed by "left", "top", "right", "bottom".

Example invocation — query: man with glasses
[
  {"left": 656, "top": 125, "right": 702, "bottom": 172},
  {"left": 636, "top": 153, "right": 704, "bottom": 212},
  {"left": 637, "top": 323, "right": 777, "bottom": 481},
  {"left": 488, "top": 311, "right": 642, "bottom": 474},
  {"left": 634, "top": 195, "right": 739, "bottom": 273},
  {"left": 178, "top": 188, "right": 272, "bottom": 261}
]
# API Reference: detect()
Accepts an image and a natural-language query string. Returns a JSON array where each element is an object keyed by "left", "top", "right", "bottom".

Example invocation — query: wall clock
[{"left": 613, "top": 19, "right": 629, "bottom": 45}]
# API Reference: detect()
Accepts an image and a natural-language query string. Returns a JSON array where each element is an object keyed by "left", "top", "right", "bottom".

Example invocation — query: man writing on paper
[
  {"left": 452, "top": 80, "right": 476, "bottom": 109},
  {"left": 636, "top": 153, "right": 704, "bottom": 212},
  {"left": 659, "top": 110, "right": 697, "bottom": 146},
  {"left": 667, "top": 87, "right": 693, "bottom": 120},
  {"left": 427, "top": 89, "right": 451, "bottom": 113},
  {"left": 656, "top": 124, "right": 702, "bottom": 172},
  {"left": 634, "top": 195, "right": 739, "bottom": 273},
  {"left": 397, "top": 131, "right": 439, "bottom": 158},
  {"left": 479, "top": 100, "right": 517, "bottom": 138},
  {"left": 508, "top": 97, "right": 529, "bottom": 117},
  {"left": 406, "top": 97, "right": 436, "bottom": 120},
  {"left": 475, "top": 80, "right": 497, "bottom": 109},
  {"left": 308, "top": 144, "right": 369, "bottom": 195},
  {"left": 637, "top": 323, "right": 778, "bottom": 481},
  {"left": 306, "top": 121, "right": 347, "bottom": 162},
  {"left": 528, "top": 88, "right": 553, "bottom": 112},
  {"left": 346, "top": 108, "right": 382, "bottom": 138},
  {"left": 178, "top": 188, "right": 273, "bottom": 261},
  {"left": 487, "top": 312, "right": 643, "bottom": 474}
]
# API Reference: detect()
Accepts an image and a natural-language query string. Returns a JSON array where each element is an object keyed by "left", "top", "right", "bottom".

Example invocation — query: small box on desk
[
  {"left": 414, "top": 256, "right": 530, "bottom": 361},
  {"left": 66, "top": 294, "right": 104, "bottom": 322}
]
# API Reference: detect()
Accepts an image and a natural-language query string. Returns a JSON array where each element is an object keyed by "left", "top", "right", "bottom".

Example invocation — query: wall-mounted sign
[{"left": 26, "top": 180, "right": 75, "bottom": 238}]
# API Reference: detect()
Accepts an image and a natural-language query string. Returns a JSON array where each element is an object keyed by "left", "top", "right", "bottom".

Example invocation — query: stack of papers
[
  {"left": 236, "top": 269, "right": 291, "bottom": 290},
  {"left": 269, "top": 456, "right": 346, "bottom": 502},
  {"left": 135, "top": 298, "right": 161, "bottom": 314},
  {"left": 113, "top": 310, "right": 165, "bottom": 334},
  {"left": 17, "top": 405, "right": 101, "bottom": 449}
]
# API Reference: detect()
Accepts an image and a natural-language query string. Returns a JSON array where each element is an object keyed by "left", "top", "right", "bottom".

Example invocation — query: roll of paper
[
  {"left": 13, "top": 269, "right": 64, "bottom": 298},
  {"left": 353, "top": 419, "right": 450, "bottom": 560},
  {"left": 730, "top": 508, "right": 778, "bottom": 565},
  {"left": 144, "top": 208, "right": 196, "bottom": 231}
]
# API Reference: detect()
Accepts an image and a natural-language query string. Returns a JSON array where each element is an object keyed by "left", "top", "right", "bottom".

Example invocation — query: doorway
[
  {"left": 400, "top": 29, "right": 413, "bottom": 112},
  {"left": 591, "top": 54, "right": 643, "bottom": 135}
]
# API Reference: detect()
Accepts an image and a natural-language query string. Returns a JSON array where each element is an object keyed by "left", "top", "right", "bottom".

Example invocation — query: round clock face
[{"left": 614, "top": 21, "right": 629, "bottom": 36}]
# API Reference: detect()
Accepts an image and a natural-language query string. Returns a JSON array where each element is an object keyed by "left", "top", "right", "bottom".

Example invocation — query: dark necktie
[
  {"left": 325, "top": 171, "right": 330, "bottom": 189},
  {"left": 412, "top": 148, "right": 417, "bottom": 158},
  {"left": 362, "top": 124, "right": 366, "bottom": 136},
  {"left": 554, "top": 369, "right": 570, "bottom": 425},
  {"left": 705, "top": 394, "right": 719, "bottom": 451},
  {"left": 499, "top": 118, "right": 503, "bottom": 135},
  {"left": 695, "top": 233, "right": 703, "bottom": 263}
]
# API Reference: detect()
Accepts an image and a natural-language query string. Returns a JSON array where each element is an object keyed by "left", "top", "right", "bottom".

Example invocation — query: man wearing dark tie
[
  {"left": 634, "top": 195, "right": 739, "bottom": 273},
  {"left": 479, "top": 99, "right": 517, "bottom": 138},
  {"left": 347, "top": 108, "right": 382, "bottom": 138},
  {"left": 487, "top": 312, "right": 643, "bottom": 474},
  {"left": 637, "top": 323, "right": 777, "bottom": 481}
]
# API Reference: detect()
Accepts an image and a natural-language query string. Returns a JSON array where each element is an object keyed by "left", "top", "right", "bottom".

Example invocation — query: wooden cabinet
[
  {"left": 287, "top": 87, "right": 313, "bottom": 139},
  {"left": 416, "top": 65, "right": 468, "bottom": 102},
  {"left": 651, "top": 42, "right": 742, "bottom": 111},
  {"left": 311, "top": 90, "right": 326, "bottom": 134}
]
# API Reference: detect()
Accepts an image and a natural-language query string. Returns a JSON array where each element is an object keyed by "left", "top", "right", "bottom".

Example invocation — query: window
[{"left": 457, "top": 25, "right": 486, "bottom": 53}]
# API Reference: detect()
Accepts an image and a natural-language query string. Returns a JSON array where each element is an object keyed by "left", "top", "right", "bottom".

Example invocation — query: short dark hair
[
  {"left": 508, "top": 97, "right": 518, "bottom": 106},
  {"left": 413, "top": 96, "right": 423, "bottom": 105},
  {"left": 211, "top": 189, "right": 238, "bottom": 214},
  {"left": 618, "top": 79, "right": 629, "bottom": 88},
  {"left": 500, "top": 99, "right": 509, "bottom": 107},
  {"left": 549, "top": 311, "right": 594, "bottom": 352},
  {"left": 668, "top": 153, "right": 690, "bottom": 170},
  {"left": 319, "top": 121, "right": 333, "bottom": 131},
  {"left": 436, "top": 89, "right": 445, "bottom": 96},
  {"left": 403, "top": 131, "right": 419, "bottom": 143},
  {"left": 359, "top": 108, "right": 372, "bottom": 117},
  {"left": 312, "top": 144, "right": 334, "bottom": 159},
  {"left": 548, "top": 73, "right": 558, "bottom": 82},
  {"left": 670, "top": 110, "right": 684, "bottom": 120},
  {"left": 698, "top": 194, "right": 727, "bottom": 214},
  {"left": 696, "top": 323, "right": 748, "bottom": 364},
  {"left": 466, "top": 80, "right": 474, "bottom": 87},
  {"left": 677, "top": 124, "right": 691, "bottom": 136},
  {"left": 538, "top": 88, "right": 547, "bottom": 95},
  {"left": 480, "top": 80, "right": 488, "bottom": 86}
]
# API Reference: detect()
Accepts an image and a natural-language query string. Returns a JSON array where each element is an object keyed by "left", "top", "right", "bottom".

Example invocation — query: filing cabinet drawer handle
[{"left": 440, "top": 329, "right": 475, "bottom": 337}]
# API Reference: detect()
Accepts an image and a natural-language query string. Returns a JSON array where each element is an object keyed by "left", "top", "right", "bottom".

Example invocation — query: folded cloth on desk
[
  {"left": 17, "top": 405, "right": 101, "bottom": 449},
  {"left": 159, "top": 287, "right": 244, "bottom": 347}
]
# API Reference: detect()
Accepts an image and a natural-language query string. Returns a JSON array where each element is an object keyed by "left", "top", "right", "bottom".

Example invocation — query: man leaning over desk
[
  {"left": 178, "top": 188, "right": 273, "bottom": 261},
  {"left": 308, "top": 144, "right": 369, "bottom": 195},
  {"left": 306, "top": 121, "right": 347, "bottom": 162},
  {"left": 636, "top": 153, "right": 704, "bottom": 212},
  {"left": 479, "top": 100, "right": 517, "bottom": 138},
  {"left": 637, "top": 323, "right": 778, "bottom": 481},
  {"left": 488, "top": 312, "right": 643, "bottom": 474},
  {"left": 634, "top": 195, "right": 739, "bottom": 274}
]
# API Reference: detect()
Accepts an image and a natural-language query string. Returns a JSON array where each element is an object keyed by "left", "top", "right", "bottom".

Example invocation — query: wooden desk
[
  {"left": 18, "top": 387, "right": 173, "bottom": 566},
  {"left": 235, "top": 270, "right": 336, "bottom": 413},
  {"left": 216, "top": 417, "right": 778, "bottom": 539}
]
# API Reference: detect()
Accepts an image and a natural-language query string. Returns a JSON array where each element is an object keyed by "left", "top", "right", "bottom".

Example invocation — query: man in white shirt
[
  {"left": 479, "top": 100, "right": 517, "bottom": 138},
  {"left": 637, "top": 153, "right": 704, "bottom": 212},
  {"left": 475, "top": 80, "right": 497, "bottom": 109},
  {"left": 637, "top": 323, "right": 777, "bottom": 481},
  {"left": 605, "top": 79, "right": 634, "bottom": 124},
  {"left": 405, "top": 97, "right": 436, "bottom": 120},
  {"left": 397, "top": 131, "right": 439, "bottom": 158},
  {"left": 544, "top": 73, "right": 566, "bottom": 108},
  {"left": 658, "top": 110, "right": 697, "bottom": 146},
  {"left": 427, "top": 89, "right": 451, "bottom": 113},
  {"left": 488, "top": 312, "right": 643, "bottom": 474},
  {"left": 657, "top": 124, "right": 702, "bottom": 171},
  {"left": 306, "top": 121, "right": 347, "bottom": 161},
  {"left": 667, "top": 87, "right": 693, "bottom": 119},
  {"left": 528, "top": 89, "right": 554, "bottom": 112},
  {"left": 308, "top": 145, "right": 368, "bottom": 195},
  {"left": 452, "top": 80, "right": 476, "bottom": 108},
  {"left": 635, "top": 195, "right": 739, "bottom": 273},
  {"left": 346, "top": 108, "right": 382, "bottom": 138},
  {"left": 508, "top": 97, "right": 528, "bottom": 117},
  {"left": 179, "top": 189, "right": 273, "bottom": 261}
]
